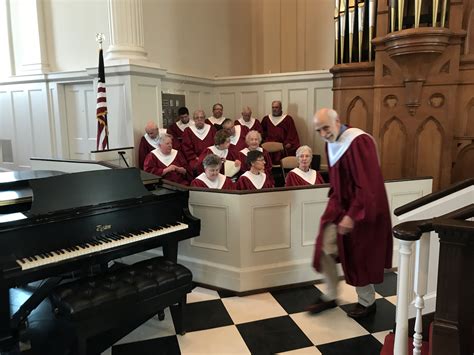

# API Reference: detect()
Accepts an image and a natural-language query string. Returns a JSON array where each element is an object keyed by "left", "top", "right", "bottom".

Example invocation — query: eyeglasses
[{"left": 255, "top": 158, "right": 265, "bottom": 162}]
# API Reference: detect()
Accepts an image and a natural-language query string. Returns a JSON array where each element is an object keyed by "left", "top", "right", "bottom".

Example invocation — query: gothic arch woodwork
[
  {"left": 452, "top": 143, "right": 474, "bottom": 182},
  {"left": 415, "top": 118, "right": 444, "bottom": 190},
  {"left": 466, "top": 98, "right": 474, "bottom": 136},
  {"left": 381, "top": 117, "right": 407, "bottom": 180},
  {"left": 346, "top": 97, "right": 368, "bottom": 132}
]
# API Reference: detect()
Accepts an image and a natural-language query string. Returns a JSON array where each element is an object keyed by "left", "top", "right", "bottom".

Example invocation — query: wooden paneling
[
  {"left": 416, "top": 119, "right": 443, "bottom": 190},
  {"left": 381, "top": 118, "right": 407, "bottom": 180}
]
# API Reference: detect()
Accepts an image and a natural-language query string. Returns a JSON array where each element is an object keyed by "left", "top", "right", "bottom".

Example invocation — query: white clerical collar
[
  {"left": 327, "top": 127, "right": 367, "bottom": 167},
  {"left": 269, "top": 114, "right": 287, "bottom": 126},
  {"left": 177, "top": 120, "right": 194, "bottom": 132},
  {"left": 238, "top": 117, "right": 255, "bottom": 129},
  {"left": 209, "top": 145, "right": 229, "bottom": 159},
  {"left": 291, "top": 167, "right": 317, "bottom": 184},
  {"left": 151, "top": 148, "right": 178, "bottom": 166},
  {"left": 196, "top": 172, "right": 226, "bottom": 189},
  {"left": 239, "top": 147, "right": 263, "bottom": 156},
  {"left": 229, "top": 125, "right": 242, "bottom": 145},
  {"left": 144, "top": 133, "right": 159, "bottom": 148},
  {"left": 208, "top": 116, "right": 226, "bottom": 125},
  {"left": 190, "top": 124, "right": 211, "bottom": 140},
  {"left": 242, "top": 171, "right": 266, "bottom": 189}
]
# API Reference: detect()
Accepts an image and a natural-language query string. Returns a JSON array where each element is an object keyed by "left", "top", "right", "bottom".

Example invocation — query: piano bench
[{"left": 50, "top": 257, "right": 193, "bottom": 354}]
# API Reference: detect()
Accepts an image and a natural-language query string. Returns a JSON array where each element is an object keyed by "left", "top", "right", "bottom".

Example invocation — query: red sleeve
[
  {"left": 181, "top": 128, "right": 197, "bottom": 162},
  {"left": 253, "top": 119, "right": 263, "bottom": 135},
  {"left": 191, "top": 179, "right": 207, "bottom": 188},
  {"left": 138, "top": 138, "right": 151, "bottom": 170},
  {"left": 236, "top": 176, "right": 249, "bottom": 190},
  {"left": 261, "top": 116, "right": 270, "bottom": 141},
  {"left": 222, "top": 178, "right": 235, "bottom": 190},
  {"left": 282, "top": 116, "right": 300, "bottom": 152},
  {"left": 143, "top": 153, "right": 163, "bottom": 176},
  {"left": 285, "top": 171, "right": 298, "bottom": 187},
  {"left": 316, "top": 173, "right": 325, "bottom": 184}
]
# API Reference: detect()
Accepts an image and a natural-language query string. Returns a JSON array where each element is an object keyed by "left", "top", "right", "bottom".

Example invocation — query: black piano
[{"left": 0, "top": 168, "right": 200, "bottom": 351}]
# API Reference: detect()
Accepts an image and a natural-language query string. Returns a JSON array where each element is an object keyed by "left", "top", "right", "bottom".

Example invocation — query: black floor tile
[
  {"left": 340, "top": 298, "right": 396, "bottom": 333},
  {"left": 316, "top": 334, "right": 382, "bottom": 355},
  {"left": 173, "top": 299, "right": 234, "bottom": 332},
  {"left": 237, "top": 315, "right": 313, "bottom": 355},
  {"left": 374, "top": 272, "right": 397, "bottom": 297},
  {"left": 112, "top": 335, "right": 180, "bottom": 355},
  {"left": 271, "top": 285, "right": 323, "bottom": 314}
]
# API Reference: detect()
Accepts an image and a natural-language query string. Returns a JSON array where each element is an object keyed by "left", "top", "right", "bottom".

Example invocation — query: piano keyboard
[{"left": 16, "top": 222, "right": 188, "bottom": 271}]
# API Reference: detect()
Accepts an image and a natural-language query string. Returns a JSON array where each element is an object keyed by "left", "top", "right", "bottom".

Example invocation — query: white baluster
[
  {"left": 395, "top": 239, "right": 414, "bottom": 355},
  {"left": 413, "top": 232, "right": 431, "bottom": 354}
]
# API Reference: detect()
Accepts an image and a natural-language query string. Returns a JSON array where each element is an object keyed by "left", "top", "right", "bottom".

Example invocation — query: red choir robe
[
  {"left": 191, "top": 173, "right": 235, "bottom": 190},
  {"left": 261, "top": 114, "right": 300, "bottom": 163},
  {"left": 181, "top": 124, "right": 217, "bottom": 170},
  {"left": 196, "top": 146, "right": 241, "bottom": 175},
  {"left": 143, "top": 149, "right": 191, "bottom": 185},
  {"left": 235, "top": 117, "right": 263, "bottom": 135},
  {"left": 138, "top": 134, "right": 158, "bottom": 169},
  {"left": 205, "top": 116, "right": 227, "bottom": 131},
  {"left": 312, "top": 129, "right": 392, "bottom": 287},
  {"left": 167, "top": 121, "right": 194, "bottom": 150},
  {"left": 229, "top": 125, "right": 249, "bottom": 153},
  {"left": 285, "top": 168, "right": 325, "bottom": 187},
  {"left": 236, "top": 171, "right": 274, "bottom": 190},
  {"left": 238, "top": 147, "right": 273, "bottom": 178}
]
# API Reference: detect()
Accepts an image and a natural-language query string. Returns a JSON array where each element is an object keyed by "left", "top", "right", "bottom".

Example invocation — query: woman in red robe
[
  {"left": 285, "top": 145, "right": 325, "bottom": 187},
  {"left": 191, "top": 154, "right": 235, "bottom": 190},
  {"left": 196, "top": 130, "right": 241, "bottom": 176},
  {"left": 238, "top": 130, "right": 273, "bottom": 178},
  {"left": 236, "top": 150, "right": 274, "bottom": 190},
  {"left": 143, "top": 134, "right": 192, "bottom": 185}
]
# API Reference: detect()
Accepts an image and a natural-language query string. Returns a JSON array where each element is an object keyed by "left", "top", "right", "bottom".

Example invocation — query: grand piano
[{"left": 0, "top": 168, "right": 200, "bottom": 351}]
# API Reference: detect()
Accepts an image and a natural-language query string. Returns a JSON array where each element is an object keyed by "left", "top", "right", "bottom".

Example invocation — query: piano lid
[{"left": 29, "top": 168, "right": 150, "bottom": 215}]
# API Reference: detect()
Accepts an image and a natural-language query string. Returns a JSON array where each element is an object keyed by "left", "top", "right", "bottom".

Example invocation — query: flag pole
[{"left": 95, "top": 33, "right": 109, "bottom": 150}]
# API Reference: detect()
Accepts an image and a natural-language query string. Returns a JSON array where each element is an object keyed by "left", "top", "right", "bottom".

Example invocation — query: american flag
[{"left": 96, "top": 48, "right": 109, "bottom": 150}]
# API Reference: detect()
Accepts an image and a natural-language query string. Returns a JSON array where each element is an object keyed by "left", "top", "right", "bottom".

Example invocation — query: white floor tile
[
  {"left": 372, "top": 330, "right": 392, "bottom": 344},
  {"left": 114, "top": 308, "right": 176, "bottom": 345},
  {"left": 187, "top": 286, "right": 220, "bottom": 304},
  {"left": 221, "top": 292, "right": 287, "bottom": 324},
  {"left": 386, "top": 295, "right": 397, "bottom": 305},
  {"left": 290, "top": 307, "right": 369, "bottom": 345},
  {"left": 178, "top": 325, "right": 250, "bottom": 354},
  {"left": 277, "top": 346, "right": 322, "bottom": 354}
]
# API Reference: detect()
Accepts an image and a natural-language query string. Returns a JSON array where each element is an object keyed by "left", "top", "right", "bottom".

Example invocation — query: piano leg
[
  {"left": 163, "top": 240, "right": 178, "bottom": 263},
  {"left": 0, "top": 286, "right": 18, "bottom": 352}
]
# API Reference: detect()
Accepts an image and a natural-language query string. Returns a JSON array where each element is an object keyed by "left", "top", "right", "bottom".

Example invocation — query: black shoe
[
  {"left": 347, "top": 302, "right": 377, "bottom": 319},
  {"left": 305, "top": 298, "right": 337, "bottom": 314}
]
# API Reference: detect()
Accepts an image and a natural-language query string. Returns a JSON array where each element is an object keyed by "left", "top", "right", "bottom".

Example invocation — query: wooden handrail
[
  {"left": 394, "top": 178, "right": 473, "bottom": 216},
  {"left": 393, "top": 204, "right": 474, "bottom": 241}
]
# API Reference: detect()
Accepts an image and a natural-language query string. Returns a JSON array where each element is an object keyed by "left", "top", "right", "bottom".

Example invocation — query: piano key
[{"left": 15, "top": 222, "right": 189, "bottom": 271}]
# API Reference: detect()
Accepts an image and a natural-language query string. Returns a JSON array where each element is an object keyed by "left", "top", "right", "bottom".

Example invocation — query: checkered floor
[{"left": 104, "top": 272, "right": 397, "bottom": 355}]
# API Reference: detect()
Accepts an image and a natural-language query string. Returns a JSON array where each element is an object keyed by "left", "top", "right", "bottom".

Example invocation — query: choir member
[
  {"left": 205, "top": 103, "right": 227, "bottom": 131},
  {"left": 167, "top": 107, "right": 194, "bottom": 150},
  {"left": 261, "top": 100, "right": 300, "bottom": 164},
  {"left": 181, "top": 109, "right": 217, "bottom": 171},
  {"left": 196, "top": 130, "right": 241, "bottom": 175},
  {"left": 143, "top": 133, "right": 191, "bottom": 185},
  {"left": 222, "top": 118, "right": 249, "bottom": 152},
  {"left": 138, "top": 121, "right": 159, "bottom": 169},
  {"left": 235, "top": 106, "right": 263, "bottom": 135},
  {"left": 236, "top": 150, "right": 274, "bottom": 190},
  {"left": 191, "top": 154, "right": 235, "bottom": 190},
  {"left": 307, "top": 108, "right": 392, "bottom": 319},
  {"left": 285, "top": 145, "right": 325, "bottom": 187},
  {"left": 238, "top": 130, "right": 273, "bottom": 178}
]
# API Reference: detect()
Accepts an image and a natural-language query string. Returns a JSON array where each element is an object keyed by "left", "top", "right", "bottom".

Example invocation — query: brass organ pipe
[
  {"left": 398, "top": 0, "right": 404, "bottom": 31},
  {"left": 433, "top": 0, "right": 439, "bottom": 26},
  {"left": 440, "top": 0, "right": 447, "bottom": 27},
  {"left": 415, "top": 0, "right": 422, "bottom": 28}
]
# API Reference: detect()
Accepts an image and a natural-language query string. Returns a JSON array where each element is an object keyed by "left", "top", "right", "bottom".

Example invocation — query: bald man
[
  {"left": 138, "top": 121, "right": 160, "bottom": 169},
  {"left": 235, "top": 106, "right": 263, "bottom": 135},
  {"left": 261, "top": 100, "right": 300, "bottom": 164},
  {"left": 307, "top": 108, "right": 392, "bottom": 319}
]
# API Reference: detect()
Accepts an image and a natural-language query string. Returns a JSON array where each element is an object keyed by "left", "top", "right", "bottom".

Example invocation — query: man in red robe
[
  {"left": 261, "top": 101, "right": 300, "bottom": 164},
  {"left": 182, "top": 109, "right": 217, "bottom": 172},
  {"left": 222, "top": 118, "right": 249, "bottom": 153},
  {"left": 235, "top": 106, "right": 263, "bottom": 135},
  {"left": 143, "top": 134, "right": 191, "bottom": 185},
  {"left": 205, "top": 103, "right": 227, "bottom": 131},
  {"left": 307, "top": 108, "right": 392, "bottom": 319},
  {"left": 167, "top": 107, "right": 194, "bottom": 150},
  {"left": 138, "top": 121, "right": 159, "bottom": 169}
]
